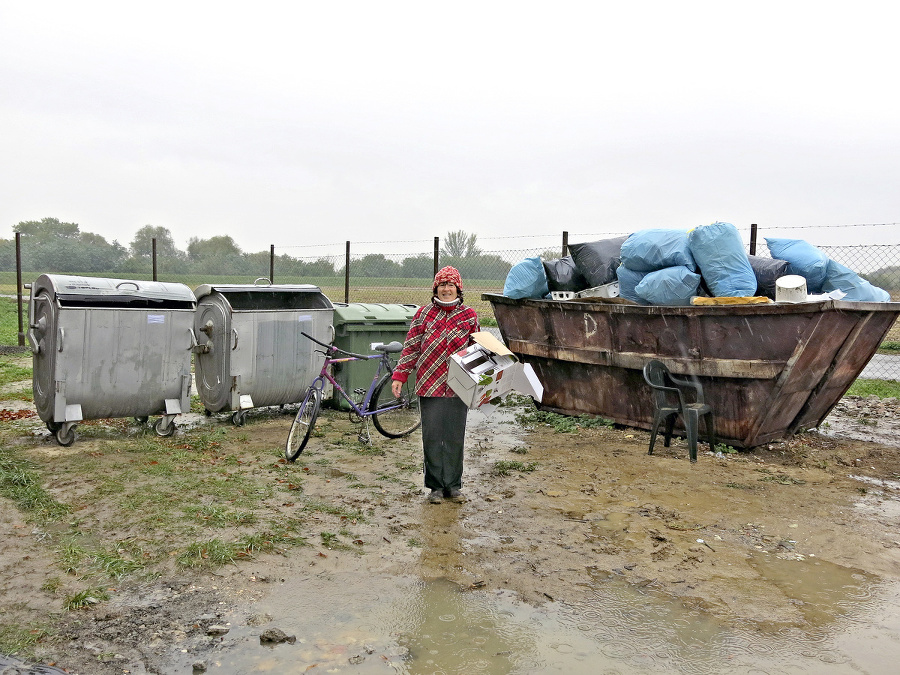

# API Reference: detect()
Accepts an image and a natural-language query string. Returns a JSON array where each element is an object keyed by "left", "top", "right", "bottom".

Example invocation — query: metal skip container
[
  {"left": 27, "top": 274, "right": 197, "bottom": 445},
  {"left": 192, "top": 281, "right": 334, "bottom": 424}
]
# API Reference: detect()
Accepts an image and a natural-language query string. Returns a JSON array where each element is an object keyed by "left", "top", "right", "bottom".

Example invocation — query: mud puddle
[{"left": 163, "top": 567, "right": 900, "bottom": 674}]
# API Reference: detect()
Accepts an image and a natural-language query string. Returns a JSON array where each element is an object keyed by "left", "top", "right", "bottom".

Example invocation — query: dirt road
[{"left": 2, "top": 381, "right": 900, "bottom": 673}]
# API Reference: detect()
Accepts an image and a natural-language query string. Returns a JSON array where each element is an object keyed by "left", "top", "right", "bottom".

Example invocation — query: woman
[{"left": 391, "top": 266, "right": 480, "bottom": 504}]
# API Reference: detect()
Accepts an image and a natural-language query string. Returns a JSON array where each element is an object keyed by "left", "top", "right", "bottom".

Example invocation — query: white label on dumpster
[
  {"left": 297, "top": 314, "right": 311, "bottom": 322},
  {"left": 147, "top": 314, "right": 165, "bottom": 324}
]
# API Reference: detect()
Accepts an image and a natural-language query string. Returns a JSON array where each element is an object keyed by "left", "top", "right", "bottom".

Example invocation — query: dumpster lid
[
  {"left": 34, "top": 274, "right": 196, "bottom": 308},
  {"left": 194, "top": 283, "right": 334, "bottom": 311},
  {"left": 332, "top": 303, "right": 420, "bottom": 323}
]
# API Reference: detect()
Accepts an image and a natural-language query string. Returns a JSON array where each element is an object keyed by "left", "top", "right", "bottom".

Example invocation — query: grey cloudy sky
[{"left": 2, "top": 1, "right": 898, "bottom": 255}]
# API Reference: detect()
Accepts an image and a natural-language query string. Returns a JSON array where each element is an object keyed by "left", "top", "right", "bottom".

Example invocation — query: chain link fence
[{"left": 2, "top": 227, "right": 898, "bottom": 379}]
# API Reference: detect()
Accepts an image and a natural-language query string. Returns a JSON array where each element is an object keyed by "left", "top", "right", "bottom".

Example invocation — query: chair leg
[
  {"left": 648, "top": 411, "right": 664, "bottom": 455},
  {"left": 663, "top": 414, "right": 675, "bottom": 448},
  {"left": 685, "top": 408, "right": 700, "bottom": 463},
  {"left": 704, "top": 412, "right": 716, "bottom": 453}
]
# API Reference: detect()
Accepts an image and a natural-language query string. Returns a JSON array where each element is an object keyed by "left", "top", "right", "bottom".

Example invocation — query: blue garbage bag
[
  {"left": 765, "top": 237, "right": 829, "bottom": 293},
  {"left": 620, "top": 229, "right": 696, "bottom": 273},
  {"left": 688, "top": 222, "right": 757, "bottom": 297},
  {"left": 616, "top": 265, "right": 649, "bottom": 305},
  {"left": 635, "top": 266, "right": 701, "bottom": 306},
  {"left": 503, "top": 256, "right": 550, "bottom": 299},
  {"left": 821, "top": 259, "right": 891, "bottom": 302}
]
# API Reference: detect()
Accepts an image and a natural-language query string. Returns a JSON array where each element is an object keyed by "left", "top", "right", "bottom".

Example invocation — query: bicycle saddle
[{"left": 372, "top": 341, "right": 404, "bottom": 353}]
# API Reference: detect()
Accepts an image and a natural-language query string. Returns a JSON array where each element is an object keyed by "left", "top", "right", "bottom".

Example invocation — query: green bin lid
[{"left": 332, "top": 303, "right": 419, "bottom": 324}]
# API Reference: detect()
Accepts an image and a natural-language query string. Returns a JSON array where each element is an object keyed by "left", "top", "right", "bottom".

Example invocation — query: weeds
[
  {"left": 0, "top": 452, "right": 69, "bottom": 522},
  {"left": 846, "top": 379, "right": 900, "bottom": 398},
  {"left": 0, "top": 622, "right": 52, "bottom": 658},
  {"left": 64, "top": 587, "right": 110, "bottom": 610},
  {"left": 514, "top": 408, "right": 613, "bottom": 433},
  {"left": 492, "top": 460, "right": 538, "bottom": 476}
]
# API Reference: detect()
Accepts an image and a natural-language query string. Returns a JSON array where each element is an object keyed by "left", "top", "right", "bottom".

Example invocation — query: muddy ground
[{"left": 2, "top": 368, "right": 900, "bottom": 673}]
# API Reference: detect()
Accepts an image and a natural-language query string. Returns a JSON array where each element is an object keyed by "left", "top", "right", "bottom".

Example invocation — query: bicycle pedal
[{"left": 353, "top": 388, "right": 367, "bottom": 396}]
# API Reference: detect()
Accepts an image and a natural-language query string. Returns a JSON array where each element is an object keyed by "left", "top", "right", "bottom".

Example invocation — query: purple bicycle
[{"left": 285, "top": 331, "right": 420, "bottom": 461}]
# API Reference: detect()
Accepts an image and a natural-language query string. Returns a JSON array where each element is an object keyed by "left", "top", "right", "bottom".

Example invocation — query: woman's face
[{"left": 436, "top": 281, "right": 459, "bottom": 302}]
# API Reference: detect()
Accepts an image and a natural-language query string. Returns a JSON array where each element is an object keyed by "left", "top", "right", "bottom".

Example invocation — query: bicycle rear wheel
[
  {"left": 371, "top": 373, "right": 421, "bottom": 438},
  {"left": 286, "top": 387, "right": 321, "bottom": 461}
]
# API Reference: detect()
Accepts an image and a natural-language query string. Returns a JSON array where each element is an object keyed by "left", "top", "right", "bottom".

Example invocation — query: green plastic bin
[{"left": 329, "top": 303, "right": 419, "bottom": 410}]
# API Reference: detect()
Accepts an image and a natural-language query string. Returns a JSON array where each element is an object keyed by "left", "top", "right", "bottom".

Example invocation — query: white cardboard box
[{"left": 447, "top": 332, "right": 543, "bottom": 416}]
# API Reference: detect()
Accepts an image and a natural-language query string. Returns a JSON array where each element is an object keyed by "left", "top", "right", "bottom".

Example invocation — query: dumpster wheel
[
  {"left": 55, "top": 424, "right": 77, "bottom": 447},
  {"left": 155, "top": 417, "right": 176, "bottom": 437},
  {"left": 231, "top": 410, "right": 247, "bottom": 426}
]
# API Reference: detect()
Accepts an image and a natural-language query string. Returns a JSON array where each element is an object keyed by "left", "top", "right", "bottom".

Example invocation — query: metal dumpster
[
  {"left": 27, "top": 274, "right": 197, "bottom": 445},
  {"left": 192, "top": 281, "right": 334, "bottom": 424},
  {"left": 329, "top": 303, "right": 418, "bottom": 410}
]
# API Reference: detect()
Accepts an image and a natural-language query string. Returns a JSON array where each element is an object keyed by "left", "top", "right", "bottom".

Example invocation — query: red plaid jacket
[{"left": 391, "top": 301, "right": 480, "bottom": 397}]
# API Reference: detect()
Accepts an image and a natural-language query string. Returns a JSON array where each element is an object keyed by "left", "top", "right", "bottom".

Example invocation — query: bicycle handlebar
[{"left": 300, "top": 331, "right": 374, "bottom": 361}]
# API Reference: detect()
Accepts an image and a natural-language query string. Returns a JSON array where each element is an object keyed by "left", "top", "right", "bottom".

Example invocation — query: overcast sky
[{"left": 2, "top": 1, "right": 898, "bottom": 255}]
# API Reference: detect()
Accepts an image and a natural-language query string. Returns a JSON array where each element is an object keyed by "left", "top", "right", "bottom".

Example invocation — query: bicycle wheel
[
  {"left": 286, "top": 387, "right": 321, "bottom": 461},
  {"left": 371, "top": 373, "right": 421, "bottom": 438}
]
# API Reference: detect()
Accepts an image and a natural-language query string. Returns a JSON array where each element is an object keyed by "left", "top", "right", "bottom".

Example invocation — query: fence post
[
  {"left": 562, "top": 231, "right": 569, "bottom": 257},
  {"left": 15, "top": 232, "right": 24, "bottom": 347},
  {"left": 152, "top": 238, "right": 158, "bottom": 281},
  {"left": 433, "top": 237, "right": 439, "bottom": 276},
  {"left": 270, "top": 244, "right": 275, "bottom": 283},
  {"left": 344, "top": 241, "right": 350, "bottom": 304},
  {"left": 749, "top": 224, "right": 758, "bottom": 256}
]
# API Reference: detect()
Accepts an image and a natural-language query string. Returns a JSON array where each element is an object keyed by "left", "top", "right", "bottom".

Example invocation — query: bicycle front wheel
[
  {"left": 286, "top": 387, "right": 321, "bottom": 461},
  {"left": 371, "top": 374, "right": 421, "bottom": 438}
]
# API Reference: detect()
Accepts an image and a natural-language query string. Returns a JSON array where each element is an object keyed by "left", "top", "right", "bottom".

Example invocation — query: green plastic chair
[{"left": 642, "top": 359, "right": 716, "bottom": 463}]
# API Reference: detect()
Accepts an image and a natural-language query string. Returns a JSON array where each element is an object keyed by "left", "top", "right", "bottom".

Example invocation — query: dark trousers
[{"left": 420, "top": 396, "right": 469, "bottom": 493}]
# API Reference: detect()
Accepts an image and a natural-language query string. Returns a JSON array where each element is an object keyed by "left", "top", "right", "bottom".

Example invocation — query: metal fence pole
[
  {"left": 15, "top": 232, "right": 24, "bottom": 346},
  {"left": 434, "top": 237, "right": 439, "bottom": 276},
  {"left": 562, "top": 231, "right": 569, "bottom": 257},
  {"left": 270, "top": 244, "right": 275, "bottom": 283},
  {"left": 152, "top": 238, "right": 158, "bottom": 281},
  {"left": 344, "top": 241, "right": 350, "bottom": 304},
  {"left": 749, "top": 224, "right": 757, "bottom": 256}
]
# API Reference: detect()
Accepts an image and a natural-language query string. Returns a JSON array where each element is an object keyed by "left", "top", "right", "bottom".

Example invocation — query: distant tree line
[{"left": 0, "top": 220, "right": 513, "bottom": 281}]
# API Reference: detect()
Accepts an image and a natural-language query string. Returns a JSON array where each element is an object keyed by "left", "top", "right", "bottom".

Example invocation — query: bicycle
[{"left": 285, "top": 331, "right": 421, "bottom": 461}]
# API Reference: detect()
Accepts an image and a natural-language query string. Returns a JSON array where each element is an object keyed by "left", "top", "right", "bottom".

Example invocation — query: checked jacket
[{"left": 391, "top": 301, "right": 480, "bottom": 397}]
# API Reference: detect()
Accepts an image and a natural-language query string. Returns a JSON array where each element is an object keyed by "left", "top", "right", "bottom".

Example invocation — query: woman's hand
[{"left": 391, "top": 380, "right": 403, "bottom": 398}]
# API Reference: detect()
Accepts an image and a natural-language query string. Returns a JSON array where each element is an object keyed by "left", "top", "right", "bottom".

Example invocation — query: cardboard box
[{"left": 447, "top": 332, "right": 543, "bottom": 415}]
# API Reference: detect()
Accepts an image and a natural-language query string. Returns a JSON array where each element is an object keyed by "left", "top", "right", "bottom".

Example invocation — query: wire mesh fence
[{"left": 2, "top": 226, "right": 898, "bottom": 379}]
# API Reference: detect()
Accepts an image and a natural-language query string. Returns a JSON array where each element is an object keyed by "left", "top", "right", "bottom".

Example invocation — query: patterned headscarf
[{"left": 433, "top": 266, "right": 463, "bottom": 292}]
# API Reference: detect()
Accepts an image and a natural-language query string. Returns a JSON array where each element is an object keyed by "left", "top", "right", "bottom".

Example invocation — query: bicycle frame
[{"left": 306, "top": 342, "right": 405, "bottom": 418}]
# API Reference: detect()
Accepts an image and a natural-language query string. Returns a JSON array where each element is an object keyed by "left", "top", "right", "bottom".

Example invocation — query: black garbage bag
[
  {"left": 748, "top": 255, "right": 790, "bottom": 298},
  {"left": 568, "top": 236, "right": 629, "bottom": 288},
  {"left": 543, "top": 256, "right": 589, "bottom": 292}
]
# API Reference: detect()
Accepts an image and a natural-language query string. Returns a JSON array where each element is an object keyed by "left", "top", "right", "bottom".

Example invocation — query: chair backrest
[{"left": 643, "top": 359, "right": 682, "bottom": 409}]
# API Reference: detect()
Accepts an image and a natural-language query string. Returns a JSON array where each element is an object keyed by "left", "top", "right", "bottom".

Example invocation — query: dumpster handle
[
  {"left": 253, "top": 277, "right": 272, "bottom": 286},
  {"left": 115, "top": 281, "right": 140, "bottom": 292},
  {"left": 57, "top": 327, "right": 64, "bottom": 352},
  {"left": 188, "top": 328, "right": 199, "bottom": 350},
  {"left": 329, "top": 324, "right": 335, "bottom": 343},
  {"left": 232, "top": 328, "right": 239, "bottom": 350}
]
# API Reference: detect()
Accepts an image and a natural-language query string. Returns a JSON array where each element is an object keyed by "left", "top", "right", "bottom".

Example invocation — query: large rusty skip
[{"left": 484, "top": 293, "right": 900, "bottom": 448}]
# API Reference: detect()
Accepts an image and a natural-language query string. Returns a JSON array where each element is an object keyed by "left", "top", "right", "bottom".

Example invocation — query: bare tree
[{"left": 440, "top": 230, "right": 481, "bottom": 258}]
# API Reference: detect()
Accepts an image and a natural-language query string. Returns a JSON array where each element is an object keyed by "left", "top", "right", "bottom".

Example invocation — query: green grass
[
  {"left": 0, "top": 297, "right": 24, "bottom": 345},
  {"left": 0, "top": 452, "right": 70, "bottom": 522},
  {"left": 0, "top": 622, "right": 53, "bottom": 657},
  {"left": 846, "top": 379, "right": 900, "bottom": 398},
  {"left": 0, "top": 356, "right": 30, "bottom": 387}
]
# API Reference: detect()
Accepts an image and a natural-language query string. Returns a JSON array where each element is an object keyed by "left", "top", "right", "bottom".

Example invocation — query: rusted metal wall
[{"left": 485, "top": 294, "right": 900, "bottom": 448}]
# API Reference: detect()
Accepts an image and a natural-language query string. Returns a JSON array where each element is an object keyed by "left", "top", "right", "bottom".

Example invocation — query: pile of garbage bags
[{"left": 503, "top": 222, "right": 892, "bottom": 305}]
